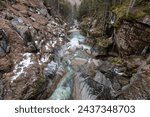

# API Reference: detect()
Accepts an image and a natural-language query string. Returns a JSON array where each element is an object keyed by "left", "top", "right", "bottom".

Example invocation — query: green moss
[
  {"left": 80, "top": 17, "right": 91, "bottom": 33},
  {"left": 124, "top": 10, "right": 146, "bottom": 20},
  {"left": 97, "top": 38, "right": 112, "bottom": 48},
  {"left": 113, "top": 20, "right": 122, "bottom": 29},
  {"left": 0, "top": 0, "right": 6, "bottom": 7},
  {"left": 32, "top": 73, "right": 46, "bottom": 96},
  {"left": 143, "top": 6, "right": 150, "bottom": 14},
  {"left": 146, "top": 59, "right": 150, "bottom": 64},
  {"left": 146, "top": 61, "right": 150, "bottom": 64},
  {"left": 110, "top": 57, "right": 124, "bottom": 65},
  {"left": 134, "top": 10, "right": 146, "bottom": 18},
  {"left": 113, "top": 5, "right": 128, "bottom": 18}
]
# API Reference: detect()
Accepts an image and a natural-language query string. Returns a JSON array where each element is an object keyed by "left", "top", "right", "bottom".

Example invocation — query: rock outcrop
[{"left": 116, "top": 17, "right": 150, "bottom": 56}]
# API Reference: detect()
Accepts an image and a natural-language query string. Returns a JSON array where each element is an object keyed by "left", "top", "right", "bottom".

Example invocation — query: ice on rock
[{"left": 44, "top": 61, "right": 58, "bottom": 79}]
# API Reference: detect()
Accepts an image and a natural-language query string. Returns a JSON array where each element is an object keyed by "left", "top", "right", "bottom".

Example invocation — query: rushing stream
[{"left": 48, "top": 20, "right": 95, "bottom": 100}]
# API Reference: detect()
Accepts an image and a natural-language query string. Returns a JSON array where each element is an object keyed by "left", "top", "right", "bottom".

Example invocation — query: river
[{"left": 48, "top": 20, "right": 99, "bottom": 100}]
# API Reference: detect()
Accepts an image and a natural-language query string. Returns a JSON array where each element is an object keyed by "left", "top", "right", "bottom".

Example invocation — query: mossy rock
[
  {"left": 110, "top": 57, "right": 124, "bottom": 65},
  {"left": 113, "top": 5, "right": 128, "bottom": 19},
  {"left": 97, "top": 37, "right": 113, "bottom": 48}
]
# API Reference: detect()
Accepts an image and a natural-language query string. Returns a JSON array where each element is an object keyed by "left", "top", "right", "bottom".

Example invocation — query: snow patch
[
  {"left": 39, "top": 53, "right": 52, "bottom": 65},
  {"left": 45, "top": 43, "right": 50, "bottom": 51},
  {"left": 52, "top": 41, "right": 57, "bottom": 47},
  {"left": 59, "top": 37, "right": 63, "bottom": 42},
  {"left": 11, "top": 53, "right": 34, "bottom": 82},
  {"left": 51, "top": 21, "right": 58, "bottom": 26}
]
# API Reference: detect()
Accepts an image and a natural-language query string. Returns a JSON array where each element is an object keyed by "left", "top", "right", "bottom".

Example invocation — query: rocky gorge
[{"left": 0, "top": 0, "right": 150, "bottom": 100}]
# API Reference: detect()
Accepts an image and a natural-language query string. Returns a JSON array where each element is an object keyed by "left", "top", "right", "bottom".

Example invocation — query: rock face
[
  {"left": 118, "top": 64, "right": 150, "bottom": 100},
  {"left": 116, "top": 19, "right": 150, "bottom": 56},
  {"left": 0, "top": 0, "right": 67, "bottom": 99}
]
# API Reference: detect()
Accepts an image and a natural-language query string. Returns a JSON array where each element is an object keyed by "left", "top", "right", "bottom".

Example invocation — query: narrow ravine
[
  {"left": 0, "top": 0, "right": 150, "bottom": 100},
  {"left": 48, "top": 20, "right": 96, "bottom": 100}
]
